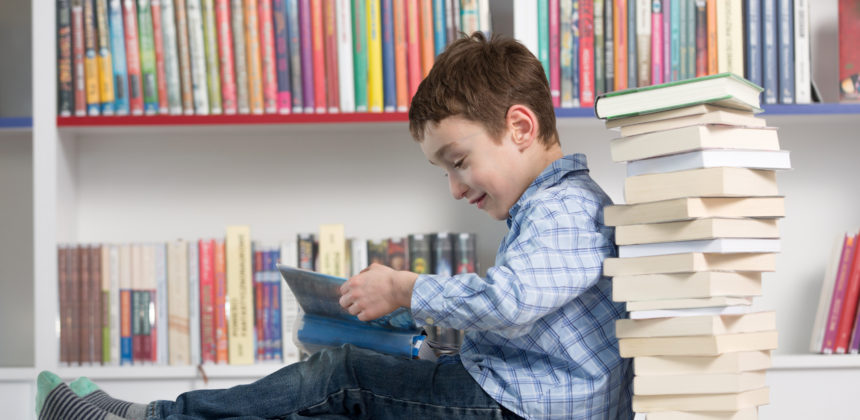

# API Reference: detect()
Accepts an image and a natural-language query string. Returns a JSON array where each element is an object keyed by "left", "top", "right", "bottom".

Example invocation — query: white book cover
[
  {"left": 336, "top": 0, "right": 355, "bottom": 113},
  {"left": 186, "top": 0, "right": 210, "bottom": 114},
  {"left": 188, "top": 240, "right": 201, "bottom": 365},
  {"left": 109, "top": 245, "right": 120, "bottom": 365},
  {"left": 478, "top": 0, "right": 491, "bottom": 35},
  {"left": 793, "top": 0, "right": 811, "bottom": 103},
  {"left": 280, "top": 239, "right": 300, "bottom": 363},
  {"left": 513, "top": 0, "right": 538, "bottom": 59},
  {"left": 155, "top": 243, "right": 169, "bottom": 365},
  {"left": 161, "top": 0, "right": 183, "bottom": 114},
  {"left": 619, "top": 238, "right": 781, "bottom": 258},
  {"left": 630, "top": 303, "right": 756, "bottom": 320},
  {"left": 626, "top": 149, "right": 792, "bottom": 176}
]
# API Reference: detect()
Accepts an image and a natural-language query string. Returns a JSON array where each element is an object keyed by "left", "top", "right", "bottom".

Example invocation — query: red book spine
[
  {"left": 323, "top": 0, "right": 339, "bottom": 112},
  {"left": 579, "top": 0, "right": 595, "bottom": 107},
  {"left": 216, "top": 0, "right": 238, "bottom": 114},
  {"left": 839, "top": 0, "right": 860, "bottom": 101},
  {"left": 405, "top": 0, "right": 420, "bottom": 101},
  {"left": 548, "top": 0, "right": 560, "bottom": 107},
  {"left": 311, "top": 0, "right": 326, "bottom": 112},
  {"left": 123, "top": 0, "right": 145, "bottom": 115},
  {"left": 198, "top": 239, "right": 216, "bottom": 363},
  {"left": 254, "top": 250, "right": 265, "bottom": 360},
  {"left": 393, "top": 0, "right": 407, "bottom": 111},
  {"left": 706, "top": 0, "right": 717, "bottom": 75},
  {"left": 836, "top": 232, "right": 860, "bottom": 353},
  {"left": 259, "top": 0, "right": 279, "bottom": 113},
  {"left": 214, "top": 239, "right": 228, "bottom": 363},
  {"left": 823, "top": 234, "right": 857, "bottom": 353},
  {"left": 151, "top": 0, "right": 170, "bottom": 113},
  {"left": 651, "top": 1, "right": 663, "bottom": 84},
  {"left": 72, "top": 3, "right": 87, "bottom": 116}
]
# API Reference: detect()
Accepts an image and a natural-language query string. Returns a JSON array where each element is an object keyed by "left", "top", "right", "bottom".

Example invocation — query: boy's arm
[{"left": 339, "top": 263, "right": 418, "bottom": 322}]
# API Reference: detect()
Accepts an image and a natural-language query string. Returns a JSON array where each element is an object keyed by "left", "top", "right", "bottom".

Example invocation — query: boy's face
[{"left": 420, "top": 116, "right": 531, "bottom": 221}]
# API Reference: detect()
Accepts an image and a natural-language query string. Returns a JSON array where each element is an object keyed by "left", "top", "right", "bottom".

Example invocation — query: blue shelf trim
[
  {"left": 555, "top": 107, "right": 597, "bottom": 118},
  {"left": 555, "top": 103, "right": 860, "bottom": 118},
  {"left": 0, "top": 117, "right": 33, "bottom": 129}
]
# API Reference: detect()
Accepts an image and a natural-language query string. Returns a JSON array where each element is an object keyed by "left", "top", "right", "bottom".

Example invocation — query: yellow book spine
[
  {"left": 244, "top": 0, "right": 265, "bottom": 114},
  {"left": 366, "top": 0, "right": 383, "bottom": 112},
  {"left": 226, "top": 225, "right": 255, "bottom": 365}
]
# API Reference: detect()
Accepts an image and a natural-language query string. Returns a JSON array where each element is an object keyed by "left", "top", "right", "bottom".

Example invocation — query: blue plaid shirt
[{"left": 411, "top": 154, "right": 633, "bottom": 419}]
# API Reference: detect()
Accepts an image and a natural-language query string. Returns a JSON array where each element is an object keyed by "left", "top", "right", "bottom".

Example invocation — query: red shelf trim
[{"left": 57, "top": 112, "right": 410, "bottom": 126}]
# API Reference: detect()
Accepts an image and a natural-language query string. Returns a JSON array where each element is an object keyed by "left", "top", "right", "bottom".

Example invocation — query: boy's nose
[{"left": 448, "top": 176, "right": 468, "bottom": 200}]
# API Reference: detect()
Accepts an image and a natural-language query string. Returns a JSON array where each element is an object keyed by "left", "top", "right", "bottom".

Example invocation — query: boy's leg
[{"left": 149, "top": 344, "right": 516, "bottom": 420}]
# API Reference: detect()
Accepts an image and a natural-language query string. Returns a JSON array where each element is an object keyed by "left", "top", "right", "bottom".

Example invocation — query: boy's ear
[{"left": 506, "top": 104, "right": 538, "bottom": 151}]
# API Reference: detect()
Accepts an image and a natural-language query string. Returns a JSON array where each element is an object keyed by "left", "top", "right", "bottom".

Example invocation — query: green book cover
[
  {"left": 353, "top": 0, "right": 368, "bottom": 111},
  {"left": 102, "top": 291, "right": 111, "bottom": 363},
  {"left": 201, "top": 0, "right": 222, "bottom": 114},
  {"left": 137, "top": 0, "right": 159, "bottom": 114},
  {"left": 537, "top": 0, "right": 549, "bottom": 83}
]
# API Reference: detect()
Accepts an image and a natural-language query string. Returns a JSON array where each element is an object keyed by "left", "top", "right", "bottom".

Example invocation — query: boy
[{"left": 36, "top": 33, "right": 632, "bottom": 420}]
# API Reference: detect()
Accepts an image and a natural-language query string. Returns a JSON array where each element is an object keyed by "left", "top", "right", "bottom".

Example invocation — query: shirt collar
[{"left": 507, "top": 153, "right": 590, "bottom": 223}]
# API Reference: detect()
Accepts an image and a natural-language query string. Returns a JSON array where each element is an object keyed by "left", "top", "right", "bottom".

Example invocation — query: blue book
[
  {"left": 108, "top": 0, "right": 129, "bottom": 115},
  {"left": 277, "top": 265, "right": 421, "bottom": 357},
  {"left": 627, "top": 0, "right": 637, "bottom": 87},
  {"left": 776, "top": 0, "right": 794, "bottom": 103},
  {"left": 286, "top": 0, "right": 303, "bottom": 112},
  {"left": 381, "top": 0, "right": 396, "bottom": 111},
  {"left": 670, "top": 0, "right": 680, "bottom": 81},
  {"left": 762, "top": 0, "right": 778, "bottom": 104},
  {"left": 273, "top": 0, "right": 292, "bottom": 113},
  {"left": 120, "top": 289, "right": 133, "bottom": 365},
  {"left": 433, "top": 0, "right": 446, "bottom": 55},
  {"left": 269, "top": 250, "right": 282, "bottom": 361},
  {"left": 744, "top": 0, "right": 762, "bottom": 88}
]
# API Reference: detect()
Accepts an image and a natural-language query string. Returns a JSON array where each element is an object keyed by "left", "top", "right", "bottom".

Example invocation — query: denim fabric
[{"left": 147, "top": 344, "right": 521, "bottom": 420}]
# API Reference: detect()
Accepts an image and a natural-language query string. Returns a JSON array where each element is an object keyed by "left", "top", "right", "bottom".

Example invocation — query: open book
[{"left": 277, "top": 265, "right": 422, "bottom": 358}]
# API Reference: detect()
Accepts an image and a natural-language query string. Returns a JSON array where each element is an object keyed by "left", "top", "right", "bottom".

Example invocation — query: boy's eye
[{"left": 453, "top": 158, "right": 465, "bottom": 169}]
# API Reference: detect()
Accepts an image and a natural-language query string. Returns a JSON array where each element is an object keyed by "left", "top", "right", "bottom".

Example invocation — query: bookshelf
[{"left": 1, "top": 0, "right": 858, "bottom": 419}]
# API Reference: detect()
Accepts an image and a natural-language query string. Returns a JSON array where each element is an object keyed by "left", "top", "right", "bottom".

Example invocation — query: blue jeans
[{"left": 146, "top": 344, "right": 522, "bottom": 420}]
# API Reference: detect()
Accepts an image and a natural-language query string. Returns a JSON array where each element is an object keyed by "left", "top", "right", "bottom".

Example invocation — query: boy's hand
[{"left": 338, "top": 263, "right": 418, "bottom": 322}]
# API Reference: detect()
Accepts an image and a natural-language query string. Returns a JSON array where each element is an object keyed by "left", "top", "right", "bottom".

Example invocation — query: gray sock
[
  {"left": 39, "top": 382, "right": 125, "bottom": 420},
  {"left": 69, "top": 377, "right": 147, "bottom": 420}
]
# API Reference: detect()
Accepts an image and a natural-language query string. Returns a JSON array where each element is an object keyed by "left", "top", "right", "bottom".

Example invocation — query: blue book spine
[
  {"left": 572, "top": 0, "right": 580, "bottom": 106},
  {"left": 274, "top": 0, "right": 292, "bottom": 113},
  {"left": 381, "top": 0, "right": 395, "bottom": 111},
  {"left": 744, "top": 0, "right": 762, "bottom": 87},
  {"left": 670, "top": 0, "right": 680, "bottom": 81},
  {"left": 286, "top": 0, "right": 303, "bottom": 112},
  {"left": 433, "top": 0, "right": 446, "bottom": 55},
  {"left": 299, "top": 0, "right": 314, "bottom": 112},
  {"left": 120, "top": 290, "right": 133, "bottom": 365},
  {"left": 108, "top": 0, "right": 129, "bottom": 115},
  {"left": 270, "top": 249, "right": 282, "bottom": 361},
  {"left": 762, "top": 0, "right": 778, "bottom": 104},
  {"left": 777, "top": 0, "right": 793, "bottom": 103},
  {"left": 627, "top": 0, "right": 637, "bottom": 87},
  {"left": 685, "top": 0, "right": 695, "bottom": 79}
]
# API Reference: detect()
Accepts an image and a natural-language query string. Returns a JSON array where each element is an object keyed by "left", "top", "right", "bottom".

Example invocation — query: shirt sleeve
[{"left": 410, "top": 194, "right": 614, "bottom": 337}]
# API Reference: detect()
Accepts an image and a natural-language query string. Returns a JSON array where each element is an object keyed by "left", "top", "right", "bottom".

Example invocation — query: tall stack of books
[{"left": 595, "top": 72, "right": 791, "bottom": 419}]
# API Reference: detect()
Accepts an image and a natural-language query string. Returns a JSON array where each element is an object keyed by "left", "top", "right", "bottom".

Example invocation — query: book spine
[
  {"left": 92, "top": 246, "right": 103, "bottom": 365},
  {"left": 95, "top": 0, "right": 115, "bottom": 115},
  {"left": 214, "top": 239, "right": 228, "bottom": 363},
  {"left": 381, "top": 0, "right": 395, "bottom": 111},
  {"left": 660, "top": 0, "right": 668, "bottom": 82},
  {"left": 80, "top": 245, "right": 92, "bottom": 364},
  {"left": 269, "top": 250, "right": 282, "bottom": 360},
  {"left": 58, "top": 0, "right": 74, "bottom": 117},
  {"left": 419, "top": 0, "right": 433, "bottom": 77},
  {"left": 187, "top": 0, "right": 211, "bottom": 114},
  {"left": 299, "top": 0, "right": 315, "bottom": 112},
  {"left": 201, "top": 0, "right": 223, "bottom": 114},
  {"left": 108, "top": 246, "right": 120, "bottom": 364},
  {"left": 460, "top": 0, "right": 479, "bottom": 34},
  {"left": 260, "top": 0, "right": 280, "bottom": 113},
  {"left": 72, "top": 0, "right": 88, "bottom": 116},
  {"left": 137, "top": 0, "right": 160, "bottom": 114},
  {"left": 404, "top": 0, "right": 418, "bottom": 102},
  {"left": 777, "top": 0, "right": 794, "bottom": 103},
  {"left": 119, "top": 245, "right": 133, "bottom": 365},
  {"left": 793, "top": 0, "right": 811, "bottom": 103},
  {"left": 593, "top": 0, "right": 604, "bottom": 95},
  {"left": 324, "top": 0, "right": 340, "bottom": 112},
  {"left": 668, "top": 0, "right": 678, "bottom": 81},
  {"left": 538, "top": 0, "right": 549, "bottom": 82},
  {"left": 626, "top": 0, "right": 636, "bottom": 87},
  {"left": 432, "top": 0, "right": 445, "bottom": 55},
  {"left": 836, "top": 233, "right": 860, "bottom": 353},
  {"left": 287, "top": 0, "right": 304, "bottom": 112},
  {"left": 446, "top": 0, "right": 458, "bottom": 45},
  {"left": 432, "top": 233, "right": 453, "bottom": 276},
  {"left": 337, "top": 0, "right": 355, "bottom": 112},
  {"left": 548, "top": 0, "right": 560, "bottom": 106},
  {"left": 636, "top": 0, "right": 650, "bottom": 86},
  {"left": 226, "top": 226, "right": 255, "bottom": 364},
  {"left": 723, "top": 0, "right": 744, "bottom": 76},
  {"left": 150, "top": 0, "right": 170, "bottom": 114},
  {"left": 705, "top": 0, "right": 716, "bottom": 74},
  {"left": 173, "top": 0, "right": 196, "bottom": 114},
  {"left": 160, "top": 0, "right": 183, "bottom": 114},
  {"left": 279, "top": 240, "right": 299, "bottom": 362},
  {"left": 762, "top": 0, "right": 777, "bottom": 103},
  {"left": 571, "top": 0, "right": 580, "bottom": 106},
  {"left": 311, "top": 0, "right": 326, "bottom": 112},
  {"left": 823, "top": 235, "right": 856, "bottom": 353},
  {"left": 613, "top": 0, "right": 627, "bottom": 89},
  {"left": 100, "top": 246, "right": 110, "bottom": 364},
  {"left": 231, "top": 0, "right": 251, "bottom": 113},
  {"left": 57, "top": 247, "right": 67, "bottom": 364},
  {"left": 694, "top": 0, "right": 705, "bottom": 77},
  {"left": 744, "top": 0, "right": 762, "bottom": 87},
  {"left": 84, "top": 0, "right": 102, "bottom": 115},
  {"left": 69, "top": 246, "right": 81, "bottom": 364},
  {"left": 274, "top": 0, "right": 293, "bottom": 113},
  {"left": 198, "top": 239, "right": 216, "bottom": 363},
  {"left": 851, "top": 292, "right": 860, "bottom": 353},
  {"left": 143, "top": 290, "right": 153, "bottom": 364},
  {"left": 155, "top": 244, "right": 169, "bottom": 364},
  {"left": 254, "top": 250, "right": 265, "bottom": 360},
  {"left": 605, "top": 0, "right": 614, "bottom": 89},
  {"left": 683, "top": 0, "right": 694, "bottom": 78},
  {"left": 352, "top": 0, "right": 368, "bottom": 111},
  {"left": 188, "top": 241, "right": 201, "bottom": 365},
  {"left": 216, "top": 0, "right": 239, "bottom": 114},
  {"left": 560, "top": 0, "right": 572, "bottom": 107},
  {"left": 650, "top": 0, "right": 662, "bottom": 84},
  {"left": 580, "top": 0, "right": 595, "bottom": 107},
  {"left": 297, "top": 234, "right": 316, "bottom": 270},
  {"left": 478, "top": 0, "right": 490, "bottom": 34},
  {"left": 368, "top": 0, "right": 384, "bottom": 112},
  {"left": 167, "top": 241, "right": 191, "bottom": 365},
  {"left": 838, "top": 0, "right": 860, "bottom": 101},
  {"left": 245, "top": 0, "right": 265, "bottom": 114},
  {"left": 677, "top": 0, "right": 686, "bottom": 78}
]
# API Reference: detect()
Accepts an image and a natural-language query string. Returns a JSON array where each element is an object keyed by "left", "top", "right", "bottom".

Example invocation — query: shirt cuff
[{"left": 410, "top": 273, "right": 449, "bottom": 328}]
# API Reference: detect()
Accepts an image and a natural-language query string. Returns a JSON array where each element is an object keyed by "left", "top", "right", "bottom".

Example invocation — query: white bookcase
[{"left": 2, "top": 0, "right": 860, "bottom": 419}]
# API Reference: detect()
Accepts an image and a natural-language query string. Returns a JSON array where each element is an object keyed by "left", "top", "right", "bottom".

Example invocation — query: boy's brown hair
[{"left": 408, "top": 32, "right": 559, "bottom": 148}]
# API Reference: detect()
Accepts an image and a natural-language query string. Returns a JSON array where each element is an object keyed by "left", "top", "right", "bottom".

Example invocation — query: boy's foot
[
  {"left": 69, "top": 376, "right": 147, "bottom": 420},
  {"left": 36, "top": 371, "right": 125, "bottom": 420}
]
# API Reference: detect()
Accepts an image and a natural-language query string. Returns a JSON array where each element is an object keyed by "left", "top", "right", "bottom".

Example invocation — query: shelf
[
  {"left": 0, "top": 367, "right": 36, "bottom": 382},
  {"left": 54, "top": 363, "right": 287, "bottom": 381},
  {"left": 56, "top": 112, "right": 410, "bottom": 128},
  {"left": 0, "top": 116, "right": 32, "bottom": 131},
  {"left": 771, "top": 353, "right": 860, "bottom": 370}
]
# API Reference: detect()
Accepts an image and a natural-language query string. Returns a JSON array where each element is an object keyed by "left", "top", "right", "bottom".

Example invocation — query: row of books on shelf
[
  {"left": 516, "top": 0, "right": 815, "bottom": 108},
  {"left": 56, "top": 0, "right": 491, "bottom": 118},
  {"left": 810, "top": 230, "right": 860, "bottom": 355},
  {"left": 56, "top": 225, "right": 478, "bottom": 366}
]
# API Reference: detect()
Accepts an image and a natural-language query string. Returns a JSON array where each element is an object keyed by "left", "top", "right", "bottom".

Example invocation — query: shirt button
[{"left": 425, "top": 317, "right": 434, "bottom": 325}]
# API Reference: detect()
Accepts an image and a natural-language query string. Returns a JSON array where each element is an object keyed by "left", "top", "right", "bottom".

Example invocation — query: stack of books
[{"left": 596, "top": 73, "right": 791, "bottom": 419}]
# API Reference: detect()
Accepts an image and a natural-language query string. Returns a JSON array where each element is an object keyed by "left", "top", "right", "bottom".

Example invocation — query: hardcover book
[
  {"left": 604, "top": 196, "right": 786, "bottom": 226},
  {"left": 612, "top": 271, "right": 762, "bottom": 302},
  {"left": 609, "top": 125, "right": 780, "bottom": 162},
  {"left": 634, "top": 351, "right": 772, "bottom": 375}
]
